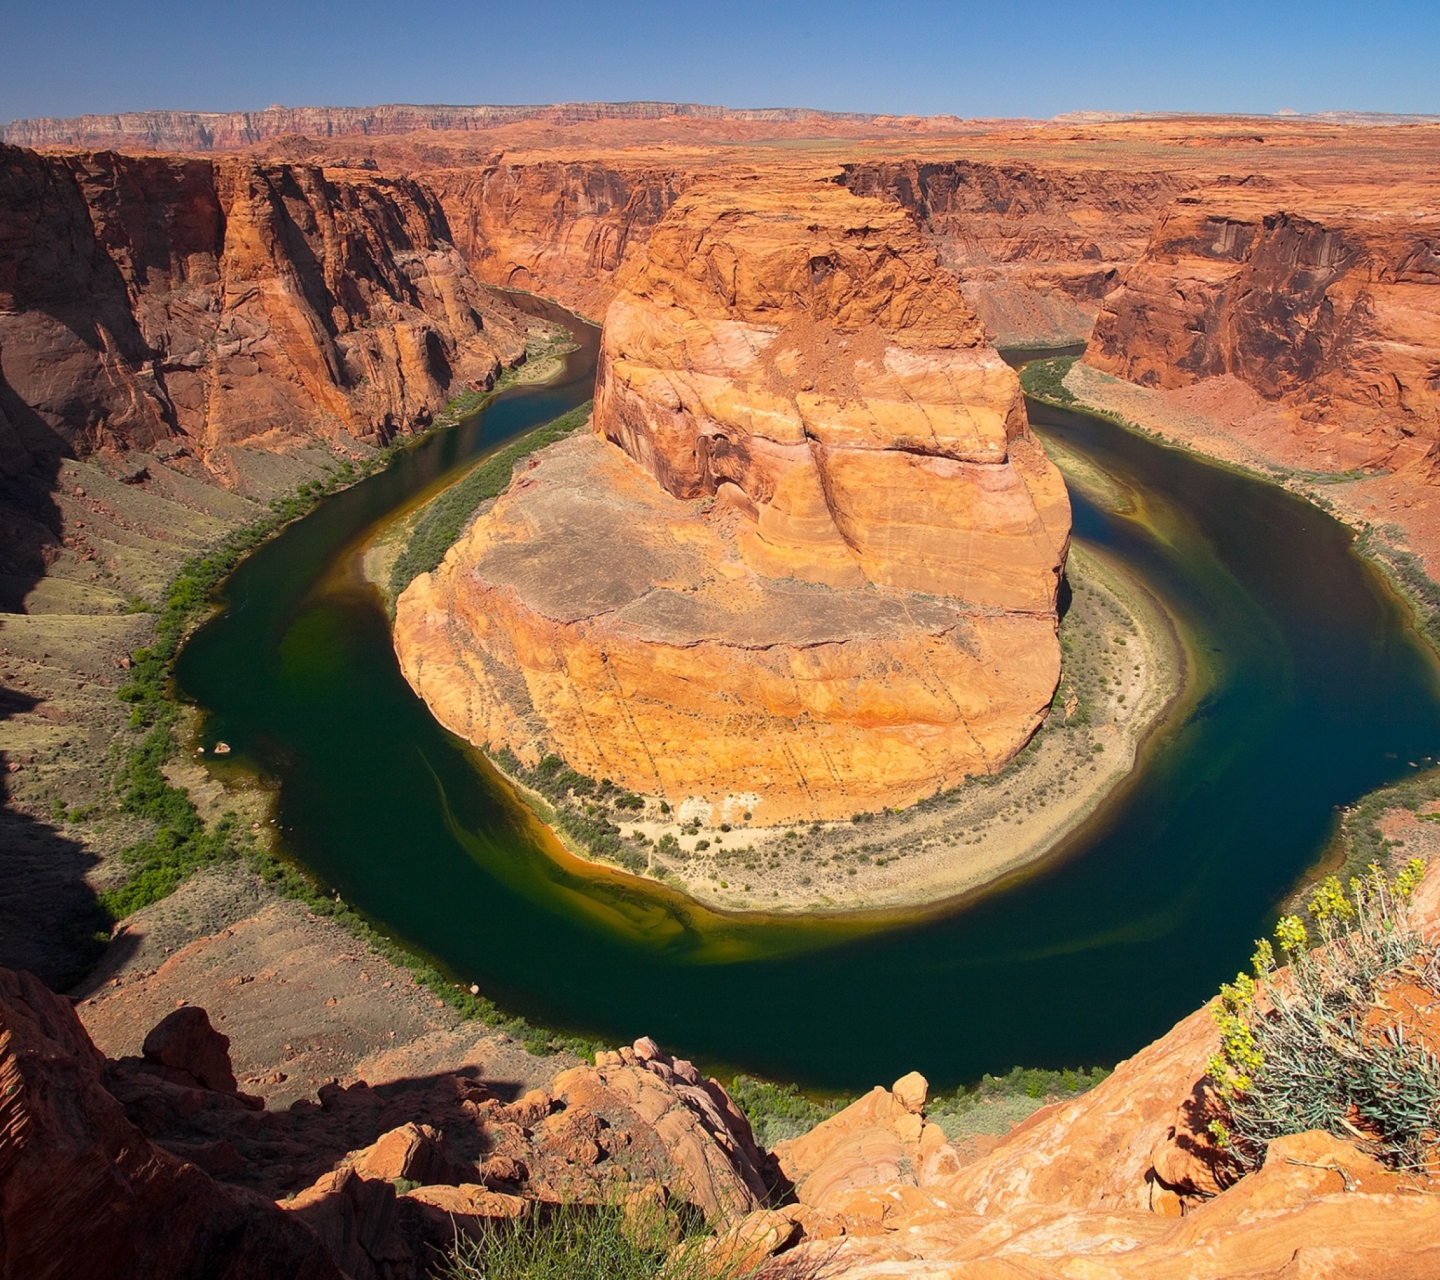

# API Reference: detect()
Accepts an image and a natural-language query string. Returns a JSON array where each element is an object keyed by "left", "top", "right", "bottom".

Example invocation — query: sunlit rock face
[
  {"left": 594, "top": 181, "right": 1070, "bottom": 608},
  {"left": 396, "top": 181, "right": 1070, "bottom": 825}
]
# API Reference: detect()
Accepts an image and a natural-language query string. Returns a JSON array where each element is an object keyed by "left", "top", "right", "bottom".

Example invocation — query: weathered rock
[
  {"left": 891, "top": 1071, "right": 928, "bottom": 1115},
  {"left": 699, "top": 1207, "right": 801, "bottom": 1274},
  {"left": 774, "top": 1079, "right": 960, "bottom": 1215},
  {"left": 0, "top": 145, "right": 527, "bottom": 489},
  {"left": 549, "top": 1037, "right": 769, "bottom": 1221},
  {"left": 0, "top": 967, "right": 343, "bottom": 1280},
  {"left": 396, "top": 181, "right": 1069, "bottom": 823},
  {"left": 594, "top": 181, "right": 1069, "bottom": 609},
  {"left": 284, "top": 1166, "right": 410, "bottom": 1280},
  {"left": 1086, "top": 185, "right": 1440, "bottom": 471},
  {"left": 141, "top": 1005, "right": 239, "bottom": 1093},
  {"left": 350, "top": 1122, "right": 453, "bottom": 1186}
]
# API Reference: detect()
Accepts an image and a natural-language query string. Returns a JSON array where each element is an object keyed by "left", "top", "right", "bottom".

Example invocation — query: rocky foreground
[
  {"left": 395, "top": 181, "right": 1070, "bottom": 825},
  {"left": 8, "top": 849, "right": 1440, "bottom": 1280}
]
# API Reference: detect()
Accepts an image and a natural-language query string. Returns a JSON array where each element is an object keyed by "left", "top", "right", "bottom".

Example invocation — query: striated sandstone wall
[
  {"left": 1086, "top": 185, "right": 1440, "bottom": 465},
  {"left": 396, "top": 181, "right": 1069, "bottom": 825},
  {"left": 0, "top": 145, "right": 527, "bottom": 488},
  {"left": 594, "top": 182, "right": 1069, "bottom": 607},
  {"left": 838, "top": 160, "right": 1192, "bottom": 346},
  {"left": 422, "top": 161, "right": 694, "bottom": 318}
]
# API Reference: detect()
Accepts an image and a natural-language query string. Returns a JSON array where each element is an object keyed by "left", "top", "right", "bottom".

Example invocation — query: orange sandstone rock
[
  {"left": 594, "top": 181, "right": 1069, "bottom": 608},
  {"left": 395, "top": 181, "right": 1068, "bottom": 824}
]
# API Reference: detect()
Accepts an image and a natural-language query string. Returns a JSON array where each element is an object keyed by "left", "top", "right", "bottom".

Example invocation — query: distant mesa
[
  {"left": 394, "top": 180, "right": 1071, "bottom": 825},
  {"left": 0, "top": 102, "right": 890, "bottom": 152}
]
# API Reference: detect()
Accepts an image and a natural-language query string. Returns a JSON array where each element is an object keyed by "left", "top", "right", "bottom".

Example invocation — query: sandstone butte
[{"left": 393, "top": 180, "right": 1071, "bottom": 824}]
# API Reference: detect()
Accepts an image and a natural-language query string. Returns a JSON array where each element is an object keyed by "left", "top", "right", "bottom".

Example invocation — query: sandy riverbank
[
  {"left": 458, "top": 534, "right": 1189, "bottom": 917},
  {"left": 599, "top": 540, "right": 1188, "bottom": 913}
]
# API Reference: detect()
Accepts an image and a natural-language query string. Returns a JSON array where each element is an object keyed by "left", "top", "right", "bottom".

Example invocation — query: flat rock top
[{"left": 466, "top": 432, "right": 971, "bottom": 646}]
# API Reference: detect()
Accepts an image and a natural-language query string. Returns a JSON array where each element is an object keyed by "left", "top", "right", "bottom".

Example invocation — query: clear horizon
[{"left": 2, "top": 0, "right": 1436, "bottom": 126}]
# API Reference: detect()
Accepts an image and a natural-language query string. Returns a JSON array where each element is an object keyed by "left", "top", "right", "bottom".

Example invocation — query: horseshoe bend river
[{"left": 175, "top": 303, "right": 1440, "bottom": 1090}]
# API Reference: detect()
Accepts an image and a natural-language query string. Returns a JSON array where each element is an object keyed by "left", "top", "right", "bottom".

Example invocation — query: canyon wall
[
  {"left": 396, "top": 181, "right": 1069, "bottom": 824},
  {"left": 1086, "top": 185, "right": 1440, "bottom": 464},
  {"left": 0, "top": 145, "right": 528, "bottom": 491},
  {"left": 839, "top": 160, "right": 1191, "bottom": 346},
  {"left": 421, "top": 162, "right": 694, "bottom": 318}
]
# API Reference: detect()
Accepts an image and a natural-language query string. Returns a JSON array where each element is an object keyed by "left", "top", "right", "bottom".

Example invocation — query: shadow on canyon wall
[{"left": 0, "top": 748, "right": 118, "bottom": 991}]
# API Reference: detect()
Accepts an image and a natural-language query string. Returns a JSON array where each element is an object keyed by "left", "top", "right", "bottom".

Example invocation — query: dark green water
[{"left": 176, "top": 304, "right": 1440, "bottom": 1090}]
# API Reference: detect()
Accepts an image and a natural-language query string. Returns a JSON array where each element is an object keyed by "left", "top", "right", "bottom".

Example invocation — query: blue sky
[{"left": 2, "top": 0, "right": 1436, "bottom": 123}]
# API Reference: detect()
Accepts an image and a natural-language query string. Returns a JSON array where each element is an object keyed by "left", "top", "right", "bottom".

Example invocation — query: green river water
[{"left": 174, "top": 302, "right": 1440, "bottom": 1090}]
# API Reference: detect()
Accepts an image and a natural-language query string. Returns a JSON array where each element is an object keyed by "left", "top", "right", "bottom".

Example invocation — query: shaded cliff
[
  {"left": 1085, "top": 184, "right": 1440, "bottom": 467},
  {"left": 0, "top": 145, "right": 527, "bottom": 492}
]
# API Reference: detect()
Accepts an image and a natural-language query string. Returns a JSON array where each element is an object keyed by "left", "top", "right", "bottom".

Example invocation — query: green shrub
[
  {"left": 441, "top": 1199, "right": 749, "bottom": 1280},
  {"left": 1209, "top": 859, "right": 1440, "bottom": 1170},
  {"left": 1018, "top": 356, "right": 1078, "bottom": 405},
  {"left": 389, "top": 401, "right": 592, "bottom": 598},
  {"left": 726, "top": 1075, "right": 853, "bottom": 1149}
]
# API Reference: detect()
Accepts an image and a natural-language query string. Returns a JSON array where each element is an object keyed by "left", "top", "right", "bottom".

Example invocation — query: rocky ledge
[{"left": 394, "top": 180, "right": 1070, "bottom": 826}]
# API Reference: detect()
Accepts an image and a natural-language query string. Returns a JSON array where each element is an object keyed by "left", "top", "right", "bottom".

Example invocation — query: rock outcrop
[
  {"left": 1086, "top": 184, "right": 1440, "bottom": 470},
  {"left": 422, "top": 161, "right": 693, "bottom": 318},
  {"left": 0, "top": 967, "right": 343, "bottom": 1280},
  {"left": 0, "top": 145, "right": 527, "bottom": 490},
  {"left": 0, "top": 966, "right": 771, "bottom": 1280},
  {"left": 396, "top": 181, "right": 1069, "bottom": 824}
]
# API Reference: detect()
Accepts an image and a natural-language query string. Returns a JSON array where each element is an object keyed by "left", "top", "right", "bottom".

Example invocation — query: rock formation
[
  {"left": 396, "top": 181, "right": 1069, "bottom": 824},
  {"left": 0, "top": 103, "right": 896, "bottom": 153},
  {"left": 1086, "top": 185, "right": 1440, "bottom": 469},
  {"left": 421, "top": 161, "right": 693, "bottom": 317},
  {"left": 0, "top": 145, "right": 527, "bottom": 491},
  {"left": 839, "top": 160, "right": 1190, "bottom": 346},
  {"left": 0, "top": 965, "right": 773, "bottom": 1280},
  {"left": 0, "top": 968, "right": 344, "bottom": 1280}
]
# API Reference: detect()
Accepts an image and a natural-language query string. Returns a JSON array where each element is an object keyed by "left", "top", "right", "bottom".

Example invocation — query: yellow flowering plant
[{"left": 1206, "top": 858, "right": 1440, "bottom": 1170}]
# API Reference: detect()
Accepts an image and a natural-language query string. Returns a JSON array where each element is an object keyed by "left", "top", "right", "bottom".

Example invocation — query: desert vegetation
[{"left": 1208, "top": 858, "right": 1440, "bottom": 1170}]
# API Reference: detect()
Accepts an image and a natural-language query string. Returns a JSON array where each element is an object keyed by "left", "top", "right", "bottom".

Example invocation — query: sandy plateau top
[
  {"left": 472, "top": 433, "right": 973, "bottom": 646},
  {"left": 395, "top": 427, "right": 1063, "bottom": 826}
]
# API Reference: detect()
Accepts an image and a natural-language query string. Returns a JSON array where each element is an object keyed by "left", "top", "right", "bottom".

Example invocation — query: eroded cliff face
[
  {"left": 1086, "top": 186, "right": 1440, "bottom": 465},
  {"left": 0, "top": 145, "right": 527, "bottom": 490},
  {"left": 396, "top": 181, "right": 1069, "bottom": 825},
  {"left": 595, "top": 182, "right": 1069, "bottom": 605},
  {"left": 422, "top": 162, "right": 693, "bottom": 318},
  {"left": 838, "top": 160, "right": 1191, "bottom": 346}
]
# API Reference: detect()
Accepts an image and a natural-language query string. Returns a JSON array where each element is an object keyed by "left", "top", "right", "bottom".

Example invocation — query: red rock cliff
[
  {"left": 1085, "top": 185, "right": 1440, "bottom": 460},
  {"left": 395, "top": 181, "right": 1070, "bottom": 824},
  {"left": 0, "top": 145, "right": 527, "bottom": 488}
]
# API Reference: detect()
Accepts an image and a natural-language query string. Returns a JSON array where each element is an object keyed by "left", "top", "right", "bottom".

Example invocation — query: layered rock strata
[
  {"left": 840, "top": 160, "right": 1191, "bottom": 345},
  {"left": 396, "top": 182, "right": 1069, "bottom": 824},
  {"left": 1086, "top": 185, "right": 1440, "bottom": 468},
  {"left": 0, "top": 146, "right": 527, "bottom": 490}
]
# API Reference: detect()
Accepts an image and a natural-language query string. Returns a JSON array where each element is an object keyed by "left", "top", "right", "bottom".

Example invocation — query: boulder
[{"left": 142, "top": 1005, "right": 239, "bottom": 1093}]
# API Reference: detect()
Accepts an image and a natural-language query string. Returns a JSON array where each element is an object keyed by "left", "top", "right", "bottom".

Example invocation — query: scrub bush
[{"left": 1208, "top": 859, "right": 1440, "bottom": 1170}]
